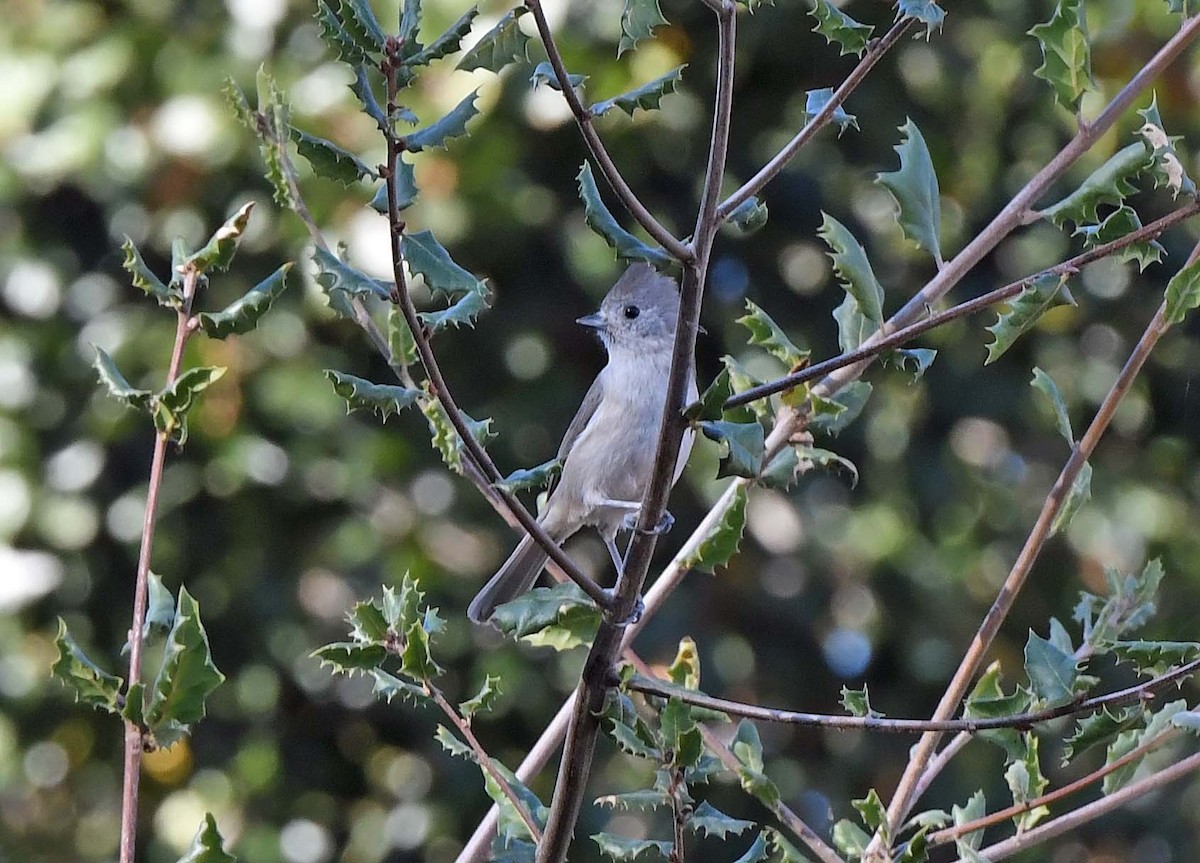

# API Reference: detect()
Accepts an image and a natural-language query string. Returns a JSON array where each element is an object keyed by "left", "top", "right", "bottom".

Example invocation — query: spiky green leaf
[
  {"left": 1138, "top": 93, "right": 1197, "bottom": 198},
  {"left": 726, "top": 196, "right": 769, "bottom": 237},
  {"left": 325, "top": 370, "right": 421, "bottom": 421},
  {"left": 154, "top": 366, "right": 227, "bottom": 445},
  {"left": 93, "top": 347, "right": 154, "bottom": 412},
  {"left": 419, "top": 288, "right": 491, "bottom": 332},
  {"left": 1073, "top": 206, "right": 1164, "bottom": 272},
  {"left": 1031, "top": 367, "right": 1074, "bottom": 444},
  {"left": 401, "top": 229, "right": 486, "bottom": 299},
  {"left": 1029, "top": 0, "right": 1093, "bottom": 111},
  {"left": 592, "top": 834, "right": 672, "bottom": 861},
  {"left": 897, "top": 0, "right": 946, "bottom": 37},
  {"left": 175, "top": 813, "right": 236, "bottom": 863},
  {"left": 1024, "top": 628, "right": 1079, "bottom": 707},
  {"left": 1041, "top": 142, "right": 1154, "bottom": 228},
  {"left": 737, "top": 300, "right": 809, "bottom": 368},
  {"left": 577, "top": 162, "right": 673, "bottom": 268},
  {"left": 316, "top": 1, "right": 368, "bottom": 64},
  {"left": 618, "top": 0, "right": 668, "bottom": 56},
  {"left": 121, "top": 237, "right": 178, "bottom": 308},
  {"left": 951, "top": 791, "right": 987, "bottom": 859},
  {"left": 730, "top": 721, "right": 780, "bottom": 808},
  {"left": 804, "top": 87, "right": 858, "bottom": 134},
  {"left": 832, "top": 819, "right": 871, "bottom": 860},
  {"left": 1063, "top": 707, "right": 1141, "bottom": 762},
  {"left": 410, "top": 6, "right": 479, "bottom": 67},
  {"left": 459, "top": 674, "right": 501, "bottom": 719},
  {"left": 493, "top": 459, "right": 562, "bottom": 494},
  {"left": 1004, "top": 733, "right": 1050, "bottom": 829},
  {"left": 591, "top": 66, "right": 685, "bottom": 118},
  {"left": 530, "top": 61, "right": 586, "bottom": 92},
  {"left": 292, "top": 129, "right": 376, "bottom": 185},
  {"left": 682, "top": 483, "right": 747, "bottom": 573},
  {"left": 1110, "top": 640, "right": 1200, "bottom": 677},
  {"left": 388, "top": 307, "right": 419, "bottom": 366},
  {"left": 700, "top": 420, "right": 766, "bottom": 479},
  {"left": 52, "top": 619, "right": 123, "bottom": 714},
  {"left": 819, "top": 214, "right": 884, "bottom": 325},
  {"left": 1050, "top": 460, "right": 1091, "bottom": 536},
  {"left": 1164, "top": 255, "right": 1200, "bottom": 325},
  {"left": 313, "top": 245, "right": 392, "bottom": 302},
  {"left": 404, "top": 90, "right": 479, "bottom": 151},
  {"left": 687, "top": 801, "right": 755, "bottom": 839},
  {"left": 877, "top": 119, "right": 943, "bottom": 264},
  {"left": 685, "top": 368, "right": 734, "bottom": 422},
  {"left": 984, "top": 272, "right": 1071, "bottom": 364},
  {"left": 1104, "top": 701, "right": 1185, "bottom": 794},
  {"left": 596, "top": 790, "right": 672, "bottom": 811},
  {"left": 808, "top": 381, "right": 872, "bottom": 436},
  {"left": 420, "top": 393, "right": 494, "bottom": 474},
  {"left": 198, "top": 264, "right": 292, "bottom": 339},
  {"left": 186, "top": 202, "right": 254, "bottom": 274},
  {"left": 840, "top": 684, "right": 882, "bottom": 718},
  {"left": 809, "top": 0, "right": 873, "bottom": 56},
  {"left": 144, "top": 587, "right": 226, "bottom": 747},
  {"left": 456, "top": 8, "right": 530, "bottom": 73}
]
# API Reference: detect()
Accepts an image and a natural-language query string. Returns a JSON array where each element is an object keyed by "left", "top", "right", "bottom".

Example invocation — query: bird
[{"left": 467, "top": 263, "right": 698, "bottom": 623}]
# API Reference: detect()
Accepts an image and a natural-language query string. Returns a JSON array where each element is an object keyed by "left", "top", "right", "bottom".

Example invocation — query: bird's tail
[{"left": 467, "top": 534, "right": 551, "bottom": 624}]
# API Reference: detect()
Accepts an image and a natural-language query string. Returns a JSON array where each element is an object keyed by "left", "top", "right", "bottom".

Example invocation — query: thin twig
[
  {"left": 959, "top": 749, "right": 1200, "bottom": 863},
  {"left": 429, "top": 686, "right": 544, "bottom": 843},
  {"left": 715, "top": 17, "right": 912, "bottom": 221},
  {"left": 119, "top": 268, "right": 199, "bottom": 863},
  {"left": 379, "top": 49, "right": 610, "bottom": 611},
  {"left": 625, "top": 657, "right": 1200, "bottom": 732},
  {"left": 928, "top": 730, "right": 1181, "bottom": 848},
  {"left": 535, "top": 6, "right": 737, "bottom": 861},
  {"left": 524, "top": 0, "right": 691, "bottom": 262},
  {"left": 721, "top": 200, "right": 1200, "bottom": 410}
]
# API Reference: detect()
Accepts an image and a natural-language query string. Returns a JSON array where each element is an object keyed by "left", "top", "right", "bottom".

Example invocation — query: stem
[
  {"left": 535, "top": 7, "right": 736, "bottom": 860},
  {"left": 625, "top": 657, "right": 1200, "bottom": 732},
  {"left": 429, "top": 686, "right": 543, "bottom": 843},
  {"left": 380, "top": 54, "right": 610, "bottom": 611},
  {"left": 715, "top": 18, "right": 912, "bottom": 221},
  {"left": 929, "top": 730, "right": 1181, "bottom": 849},
  {"left": 119, "top": 270, "right": 199, "bottom": 863},
  {"left": 721, "top": 200, "right": 1200, "bottom": 410},
  {"left": 961, "top": 749, "right": 1200, "bottom": 863},
  {"left": 524, "top": 0, "right": 692, "bottom": 262}
]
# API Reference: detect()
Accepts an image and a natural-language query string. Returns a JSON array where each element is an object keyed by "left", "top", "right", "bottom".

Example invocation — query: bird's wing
[{"left": 557, "top": 371, "right": 606, "bottom": 463}]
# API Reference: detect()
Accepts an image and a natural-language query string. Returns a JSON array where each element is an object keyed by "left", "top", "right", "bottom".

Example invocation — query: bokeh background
[{"left": 3, "top": 0, "right": 1200, "bottom": 861}]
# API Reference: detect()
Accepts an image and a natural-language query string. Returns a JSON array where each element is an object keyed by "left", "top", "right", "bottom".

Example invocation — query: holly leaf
[
  {"left": 731, "top": 833, "right": 769, "bottom": 863},
  {"left": 316, "top": 0, "right": 369, "bottom": 64},
  {"left": 186, "top": 202, "right": 255, "bottom": 274},
  {"left": 682, "top": 483, "right": 747, "bottom": 573},
  {"left": 530, "top": 61, "right": 587, "bottom": 92},
  {"left": 144, "top": 587, "right": 226, "bottom": 748},
  {"left": 1031, "top": 367, "right": 1074, "bottom": 444},
  {"left": 840, "top": 684, "right": 882, "bottom": 718},
  {"left": 52, "top": 619, "right": 123, "bottom": 714},
  {"left": 1024, "top": 628, "right": 1079, "bottom": 707},
  {"left": 419, "top": 287, "right": 491, "bottom": 332},
  {"left": 489, "top": 582, "right": 600, "bottom": 650},
  {"left": 197, "top": 264, "right": 292, "bottom": 339},
  {"left": 618, "top": 0, "right": 668, "bottom": 56},
  {"left": 400, "top": 618, "right": 443, "bottom": 680},
  {"left": 388, "top": 307, "right": 419, "bottom": 366},
  {"left": 292, "top": 129, "right": 376, "bottom": 186},
  {"left": 93, "top": 347, "right": 153, "bottom": 412},
  {"left": 877, "top": 119, "right": 943, "bottom": 265},
  {"left": 726, "top": 196, "right": 769, "bottom": 237},
  {"left": 685, "top": 367, "right": 734, "bottom": 422},
  {"left": 951, "top": 790, "right": 986, "bottom": 859},
  {"left": 420, "top": 394, "right": 494, "bottom": 474},
  {"left": 1029, "top": 0, "right": 1093, "bottom": 111},
  {"left": 401, "top": 230, "right": 486, "bottom": 299},
  {"left": 805, "top": 87, "right": 858, "bottom": 134},
  {"left": 325, "top": 370, "right": 421, "bottom": 421},
  {"left": 459, "top": 674, "right": 502, "bottom": 720},
  {"left": 1041, "top": 142, "right": 1154, "bottom": 228},
  {"left": 1004, "top": 733, "right": 1050, "bottom": 830},
  {"left": 493, "top": 459, "right": 562, "bottom": 494},
  {"left": 1110, "top": 640, "right": 1200, "bottom": 677},
  {"left": 122, "top": 572, "right": 177, "bottom": 654},
  {"left": 404, "top": 90, "right": 479, "bottom": 151},
  {"left": 1050, "top": 460, "right": 1091, "bottom": 536},
  {"left": 1164, "top": 255, "right": 1200, "bottom": 325},
  {"left": 456, "top": 8, "right": 530, "bottom": 73},
  {"left": 175, "top": 813, "right": 236, "bottom": 863},
  {"left": 984, "top": 272, "right": 1072, "bottom": 364},
  {"left": 592, "top": 834, "right": 672, "bottom": 861},
  {"left": 313, "top": 245, "right": 392, "bottom": 302},
  {"left": 596, "top": 790, "right": 672, "bottom": 811},
  {"left": 808, "top": 381, "right": 872, "bottom": 436},
  {"left": 154, "top": 366, "right": 227, "bottom": 445},
  {"left": 896, "top": 0, "right": 946, "bottom": 37},
  {"left": 1138, "top": 93, "right": 1197, "bottom": 198},
  {"left": 687, "top": 801, "right": 755, "bottom": 839},
  {"left": 591, "top": 66, "right": 685, "bottom": 118},
  {"left": 1104, "top": 701, "right": 1185, "bottom": 794},
  {"left": 1073, "top": 206, "right": 1164, "bottom": 272},
  {"left": 409, "top": 6, "right": 478, "bottom": 67},
  {"left": 730, "top": 721, "right": 780, "bottom": 808},
  {"left": 1063, "top": 707, "right": 1141, "bottom": 762},
  {"left": 700, "top": 420, "right": 766, "bottom": 479},
  {"left": 810, "top": 0, "right": 873, "bottom": 57},
  {"left": 737, "top": 300, "right": 809, "bottom": 368},
  {"left": 819, "top": 214, "right": 884, "bottom": 326},
  {"left": 122, "top": 237, "right": 178, "bottom": 308},
  {"left": 577, "top": 162, "right": 673, "bottom": 268}
]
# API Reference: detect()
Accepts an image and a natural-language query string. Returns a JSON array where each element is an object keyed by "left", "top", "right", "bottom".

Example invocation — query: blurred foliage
[{"left": 3, "top": 1, "right": 1200, "bottom": 862}]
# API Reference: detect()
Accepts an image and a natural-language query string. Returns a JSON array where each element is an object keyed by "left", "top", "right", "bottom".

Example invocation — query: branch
[
  {"left": 959, "top": 749, "right": 1200, "bottom": 863},
  {"left": 625, "top": 658, "right": 1200, "bottom": 732},
  {"left": 524, "top": 0, "right": 692, "bottom": 262},
  {"left": 721, "top": 200, "right": 1200, "bottom": 410},
  {"left": 428, "top": 686, "right": 543, "bottom": 844},
  {"left": 535, "top": 6, "right": 736, "bottom": 860},
  {"left": 715, "top": 17, "right": 912, "bottom": 221},
  {"left": 120, "top": 267, "right": 200, "bottom": 863},
  {"left": 929, "top": 730, "right": 1181, "bottom": 849},
  {"left": 379, "top": 50, "right": 610, "bottom": 612}
]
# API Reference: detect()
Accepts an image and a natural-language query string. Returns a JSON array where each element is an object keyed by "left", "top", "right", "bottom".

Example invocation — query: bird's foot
[
  {"left": 622, "top": 509, "right": 674, "bottom": 535},
  {"left": 603, "top": 591, "right": 645, "bottom": 627}
]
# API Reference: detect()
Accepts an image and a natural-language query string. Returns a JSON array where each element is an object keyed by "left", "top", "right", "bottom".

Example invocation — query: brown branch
[
  {"left": 722, "top": 200, "right": 1200, "bottom": 410},
  {"left": 429, "top": 686, "right": 544, "bottom": 844},
  {"left": 929, "top": 730, "right": 1181, "bottom": 849},
  {"left": 119, "top": 268, "right": 200, "bottom": 863},
  {"left": 524, "top": 0, "right": 692, "bottom": 262},
  {"left": 379, "top": 49, "right": 610, "bottom": 612},
  {"left": 960, "top": 748, "right": 1200, "bottom": 863},
  {"left": 715, "top": 17, "right": 912, "bottom": 221},
  {"left": 535, "top": 6, "right": 737, "bottom": 861},
  {"left": 625, "top": 658, "right": 1200, "bottom": 733}
]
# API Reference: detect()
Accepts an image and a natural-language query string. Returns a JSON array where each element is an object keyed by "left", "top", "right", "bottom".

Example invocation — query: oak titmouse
[{"left": 468, "top": 264, "right": 697, "bottom": 623}]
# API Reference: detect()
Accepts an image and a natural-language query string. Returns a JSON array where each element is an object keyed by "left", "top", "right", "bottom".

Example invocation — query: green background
[{"left": 2, "top": 0, "right": 1199, "bottom": 861}]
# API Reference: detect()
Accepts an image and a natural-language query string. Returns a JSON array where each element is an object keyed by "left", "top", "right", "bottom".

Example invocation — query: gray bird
[{"left": 468, "top": 264, "right": 697, "bottom": 623}]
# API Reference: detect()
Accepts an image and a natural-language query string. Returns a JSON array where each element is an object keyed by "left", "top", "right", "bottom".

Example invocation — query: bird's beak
[{"left": 576, "top": 312, "right": 605, "bottom": 330}]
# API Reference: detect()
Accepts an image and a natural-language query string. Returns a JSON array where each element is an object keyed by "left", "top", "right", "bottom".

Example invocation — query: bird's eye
[{"left": 623, "top": 305, "right": 640, "bottom": 320}]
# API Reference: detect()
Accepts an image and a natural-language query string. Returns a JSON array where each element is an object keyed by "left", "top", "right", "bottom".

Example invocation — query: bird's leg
[
  {"left": 604, "top": 535, "right": 625, "bottom": 577},
  {"left": 621, "top": 508, "right": 674, "bottom": 535},
  {"left": 601, "top": 531, "right": 645, "bottom": 627}
]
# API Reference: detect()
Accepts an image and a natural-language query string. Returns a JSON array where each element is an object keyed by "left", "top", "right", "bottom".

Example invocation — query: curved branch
[
  {"left": 524, "top": 0, "right": 692, "bottom": 262},
  {"left": 625, "top": 658, "right": 1200, "bottom": 732}
]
